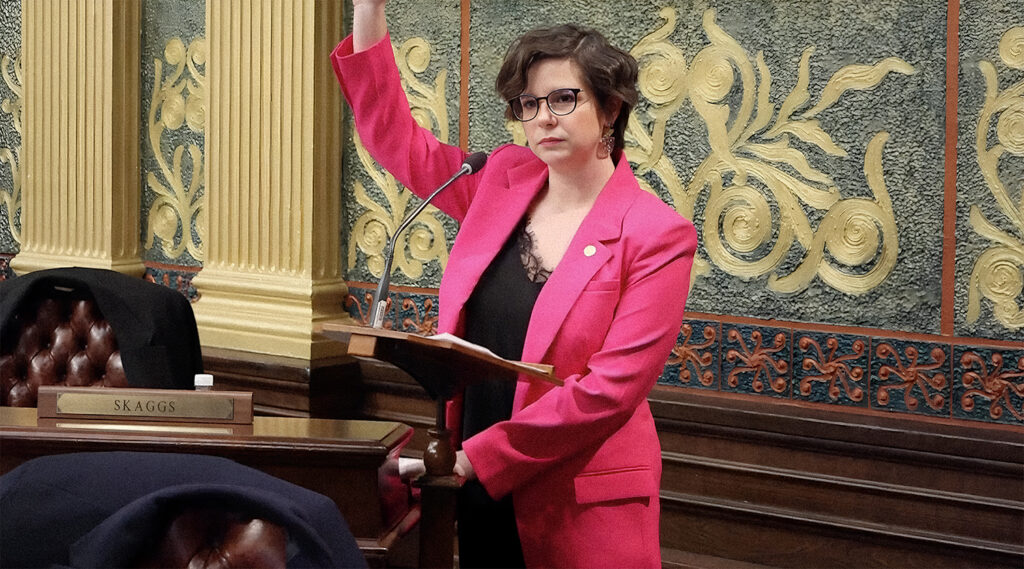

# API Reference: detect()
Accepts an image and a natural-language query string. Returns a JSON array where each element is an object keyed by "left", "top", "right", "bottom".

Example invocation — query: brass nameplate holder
[{"left": 37, "top": 386, "right": 254, "bottom": 429}]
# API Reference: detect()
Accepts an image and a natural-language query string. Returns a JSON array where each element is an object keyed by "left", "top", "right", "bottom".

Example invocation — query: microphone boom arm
[{"left": 368, "top": 162, "right": 473, "bottom": 328}]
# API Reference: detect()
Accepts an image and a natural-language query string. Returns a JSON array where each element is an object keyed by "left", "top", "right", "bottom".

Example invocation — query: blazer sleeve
[
  {"left": 331, "top": 34, "right": 478, "bottom": 222},
  {"left": 462, "top": 210, "right": 698, "bottom": 500}
]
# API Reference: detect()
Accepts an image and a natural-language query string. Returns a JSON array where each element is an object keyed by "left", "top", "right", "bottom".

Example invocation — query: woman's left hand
[{"left": 454, "top": 450, "right": 476, "bottom": 480}]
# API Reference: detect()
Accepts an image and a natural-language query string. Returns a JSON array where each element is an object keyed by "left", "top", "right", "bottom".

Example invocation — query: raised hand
[{"left": 352, "top": 0, "right": 388, "bottom": 52}]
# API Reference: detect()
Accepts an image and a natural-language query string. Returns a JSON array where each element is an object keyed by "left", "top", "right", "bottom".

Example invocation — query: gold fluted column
[
  {"left": 193, "top": 0, "right": 350, "bottom": 359},
  {"left": 13, "top": 0, "right": 142, "bottom": 276}
]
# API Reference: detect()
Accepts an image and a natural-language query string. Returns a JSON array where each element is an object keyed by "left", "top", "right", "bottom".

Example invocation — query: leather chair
[
  {"left": 0, "top": 267, "right": 203, "bottom": 406},
  {"left": 0, "top": 273, "right": 363, "bottom": 568}
]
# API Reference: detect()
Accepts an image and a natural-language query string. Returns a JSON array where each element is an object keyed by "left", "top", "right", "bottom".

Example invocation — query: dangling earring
[{"left": 598, "top": 124, "right": 614, "bottom": 159}]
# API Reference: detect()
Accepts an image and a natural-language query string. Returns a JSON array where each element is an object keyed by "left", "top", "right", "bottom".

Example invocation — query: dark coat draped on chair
[
  {"left": 0, "top": 267, "right": 203, "bottom": 401},
  {"left": 0, "top": 451, "right": 368, "bottom": 568}
]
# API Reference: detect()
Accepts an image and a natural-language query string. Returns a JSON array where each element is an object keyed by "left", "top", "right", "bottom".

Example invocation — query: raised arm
[
  {"left": 352, "top": 0, "right": 388, "bottom": 53},
  {"left": 332, "top": 0, "right": 479, "bottom": 220}
]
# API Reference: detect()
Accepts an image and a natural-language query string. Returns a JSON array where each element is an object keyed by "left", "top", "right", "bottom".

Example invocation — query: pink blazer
[{"left": 333, "top": 35, "right": 696, "bottom": 569}]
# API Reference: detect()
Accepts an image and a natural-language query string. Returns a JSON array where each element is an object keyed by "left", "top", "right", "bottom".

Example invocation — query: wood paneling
[
  {"left": 213, "top": 349, "right": 1024, "bottom": 568},
  {"left": 202, "top": 347, "right": 361, "bottom": 418},
  {"left": 0, "top": 406, "right": 417, "bottom": 567},
  {"left": 652, "top": 389, "right": 1024, "bottom": 568}
]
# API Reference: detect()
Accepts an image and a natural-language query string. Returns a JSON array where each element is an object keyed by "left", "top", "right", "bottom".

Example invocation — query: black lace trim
[{"left": 518, "top": 219, "right": 552, "bottom": 283}]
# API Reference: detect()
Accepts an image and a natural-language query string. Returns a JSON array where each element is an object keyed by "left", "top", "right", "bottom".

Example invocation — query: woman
[{"left": 332, "top": 2, "right": 697, "bottom": 567}]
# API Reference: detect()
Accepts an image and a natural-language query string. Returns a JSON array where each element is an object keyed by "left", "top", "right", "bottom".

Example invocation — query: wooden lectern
[{"left": 316, "top": 322, "right": 560, "bottom": 569}]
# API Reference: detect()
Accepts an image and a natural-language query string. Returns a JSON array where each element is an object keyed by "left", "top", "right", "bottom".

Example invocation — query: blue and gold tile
[
  {"left": 143, "top": 263, "right": 200, "bottom": 301},
  {"left": 871, "top": 338, "right": 951, "bottom": 418},
  {"left": 792, "top": 331, "right": 869, "bottom": 407},
  {"left": 340, "top": 0, "right": 461, "bottom": 288},
  {"left": 721, "top": 324, "right": 791, "bottom": 399},
  {"left": 344, "top": 283, "right": 439, "bottom": 336},
  {"left": 953, "top": 0, "right": 1024, "bottom": 345},
  {"left": 660, "top": 318, "right": 721, "bottom": 389},
  {"left": 953, "top": 344, "right": 1024, "bottom": 426}
]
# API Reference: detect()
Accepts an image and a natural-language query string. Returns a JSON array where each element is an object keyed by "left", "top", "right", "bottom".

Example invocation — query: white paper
[
  {"left": 428, "top": 332, "right": 502, "bottom": 359},
  {"left": 428, "top": 333, "right": 552, "bottom": 377}
]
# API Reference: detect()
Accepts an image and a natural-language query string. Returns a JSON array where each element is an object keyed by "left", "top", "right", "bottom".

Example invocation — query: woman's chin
[{"left": 532, "top": 145, "right": 580, "bottom": 166}]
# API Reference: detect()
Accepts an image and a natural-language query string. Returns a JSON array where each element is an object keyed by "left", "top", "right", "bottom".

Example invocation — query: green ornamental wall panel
[
  {"left": 140, "top": 0, "right": 206, "bottom": 269},
  {"left": 340, "top": 0, "right": 462, "bottom": 286},
  {"left": 956, "top": 0, "right": 1024, "bottom": 343},
  {"left": 468, "top": 0, "right": 947, "bottom": 335},
  {"left": 0, "top": 0, "right": 21, "bottom": 261}
]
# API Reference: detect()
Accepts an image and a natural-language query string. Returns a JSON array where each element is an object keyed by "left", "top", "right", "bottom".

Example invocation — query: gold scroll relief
[
  {"left": 626, "top": 7, "right": 911, "bottom": 295},
  {"left": 350, "top": 38, "right": 451, "bottom": 280},
  {"left": 968, "top": 26, "right": 1024, "bottom": 331},
  {"left": 144, "top": 37, "right": 207, "bottom": 262},
  {"left": 0, "top": 52, "right": 21, "bottom": 245}
]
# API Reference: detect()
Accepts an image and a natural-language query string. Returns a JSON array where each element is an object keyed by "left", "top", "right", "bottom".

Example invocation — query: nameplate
[
  {"left": 34, "top": 419, "right": 255, "bottom": 436},
  {"left": 37, "top": 386, "right": 253, "bottom": 425}
]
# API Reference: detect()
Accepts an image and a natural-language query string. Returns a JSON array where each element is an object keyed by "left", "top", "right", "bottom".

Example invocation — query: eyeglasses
[{"left": 508, "top": 88, "right": 583, "bottom": 122}]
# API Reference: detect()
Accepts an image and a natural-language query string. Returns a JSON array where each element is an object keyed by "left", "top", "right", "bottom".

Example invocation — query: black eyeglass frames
[{"left": 508, "top": 88, "right": 583, "bottom": 122}]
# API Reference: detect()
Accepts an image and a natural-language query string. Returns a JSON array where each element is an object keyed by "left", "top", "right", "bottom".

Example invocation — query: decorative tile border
[
  {"left": 345, "top": 284, "right": 439, "bottom": 336},
  {"left": 0, "top": 260, "right": 200, "bottom": 296},
  {"left": 793, "top": 331, "right": 870, "bottom": 408},
  {"left": 953, "top": 344, "right": 1024, "bottom": 425},
  {"left": 346, "top": 284, "right": 1023, "bottom": 427},
  {"left": 871, "top": 339, "right": 951, "bottom": 418},
  {"left": 663, "top": 319, "right": 721, "bottom": 390},
  {"left": 720, "top": 324, "right": 792, "bottom": 399},
  {"left": 92, "top": 275, "right": 1024, "bottom": 428},
  {"left": 143, "top": 263, "right": 200, "bottom": 302}
]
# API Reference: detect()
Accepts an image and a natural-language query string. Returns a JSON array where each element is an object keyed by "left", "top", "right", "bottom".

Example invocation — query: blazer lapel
[
  {"left": 438, "top": 158, "right": 548, "bottom": 333},
  {"left": 520, "top": 159, "right": 637, "bottom": 366}
]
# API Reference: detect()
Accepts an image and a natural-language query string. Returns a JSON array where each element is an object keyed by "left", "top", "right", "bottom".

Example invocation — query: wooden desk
[{"left": 0, "top": 407, "right": 418, "bottom": 567}]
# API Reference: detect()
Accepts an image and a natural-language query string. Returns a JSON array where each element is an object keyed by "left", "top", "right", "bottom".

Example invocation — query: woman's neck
[{"left": 545, "top": 155, "right": 616, "bottom": 210}]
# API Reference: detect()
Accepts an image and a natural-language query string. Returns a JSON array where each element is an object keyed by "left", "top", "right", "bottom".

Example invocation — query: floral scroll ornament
[
  {"left": 875, "top": 343, "right": 947, "bottom": 412},
  {"left": 797, "top": 336, "right": 865, "bottom": 402},
  {"left": 350, "top": 38, "right": 450, "bottom": 281},
  {"left": 345, "top": 288, "right": 438, "bottom": 334},
  {"left": 144, "top": 38, "right": 206, "bottom": 262},
  {"left": 959, "top": 351, "right": 1024, "bottom": 421},
  {"left": 666, "top": 323, "right": 717, "bottom": 386},
  {"left": 725, "top": 329, "right": 789, "bottom": 393},
  {"left": 401, "top": 296, "right": 439, "bottom": 335},
  {"left": 626, "top": 8, "right": 910, "bottom": 295},
  {"left": 968, "top": 26, "right": 1024, "bottom": 330},
  {"left": 0, "top": 52, "right": 21, "bottom": 245}
]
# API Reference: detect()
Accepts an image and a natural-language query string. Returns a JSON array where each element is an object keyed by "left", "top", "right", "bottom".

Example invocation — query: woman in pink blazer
[{"left": 333, "top": 2, "right": 697, "bottom": 567}]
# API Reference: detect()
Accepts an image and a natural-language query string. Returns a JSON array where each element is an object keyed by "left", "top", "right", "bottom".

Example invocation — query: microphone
[{"left": 368, "top": 152, "right": 488, "bottom": 328}]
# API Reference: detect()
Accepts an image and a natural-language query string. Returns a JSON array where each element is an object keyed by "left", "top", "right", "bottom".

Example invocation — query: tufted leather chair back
[
  {"left": 1, "top": 267, "right": 204, "bottom": 405},
  {"left": 137, "top": 509, "right": 288, "bottom": 569},
  {"left": 1, "top": 286, "right": 130, "bottom": 407}
]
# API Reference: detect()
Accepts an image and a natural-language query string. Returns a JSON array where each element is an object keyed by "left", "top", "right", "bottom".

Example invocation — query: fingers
[{"left": 455, "top": 450, "right": 476, "bottom": 481}]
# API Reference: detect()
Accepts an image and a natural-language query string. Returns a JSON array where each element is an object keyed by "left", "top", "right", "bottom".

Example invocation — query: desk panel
[{"left": 0, "top": 407, "right": 417, "bottom": 566}]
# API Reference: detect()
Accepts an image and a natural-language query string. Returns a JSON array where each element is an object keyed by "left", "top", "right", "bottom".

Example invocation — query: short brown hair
[{"left": 496, "top": 24, "right": 638, "bottom": 155}]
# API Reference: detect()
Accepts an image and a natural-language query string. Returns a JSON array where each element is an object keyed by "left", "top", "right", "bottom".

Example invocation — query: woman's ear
[{"left": 603, "top": 98, "right": 623, "bottom": 125}]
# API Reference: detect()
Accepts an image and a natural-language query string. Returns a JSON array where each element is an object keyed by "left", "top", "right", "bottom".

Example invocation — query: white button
[{"left": 584, "top": 245, "right": 597, "bottom": 257}]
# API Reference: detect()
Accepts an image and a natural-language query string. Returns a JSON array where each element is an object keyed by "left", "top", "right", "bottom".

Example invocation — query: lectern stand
[{"left": 316, "top": 322, "right": 559, "bottom": 568}]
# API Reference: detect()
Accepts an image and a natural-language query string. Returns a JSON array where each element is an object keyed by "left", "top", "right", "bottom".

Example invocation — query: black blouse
[
  {"left": 461, "top": 218, "right": 548, "bottom": 440},
  {"left": 457, "top": 218, "right": 549, "bottom": 568}
]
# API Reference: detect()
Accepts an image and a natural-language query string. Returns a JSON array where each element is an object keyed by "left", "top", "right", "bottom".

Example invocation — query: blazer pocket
[
  {"left": 582, "top": 279, "right": 620, "bottom": 293},
  {"left": 573, "top": 466, "right": 657, "bottom": 504}
]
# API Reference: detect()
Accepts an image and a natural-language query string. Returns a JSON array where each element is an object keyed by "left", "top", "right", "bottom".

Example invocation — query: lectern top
[{"left": 316, "top": 322, "right": 560, "bottom": 400}]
